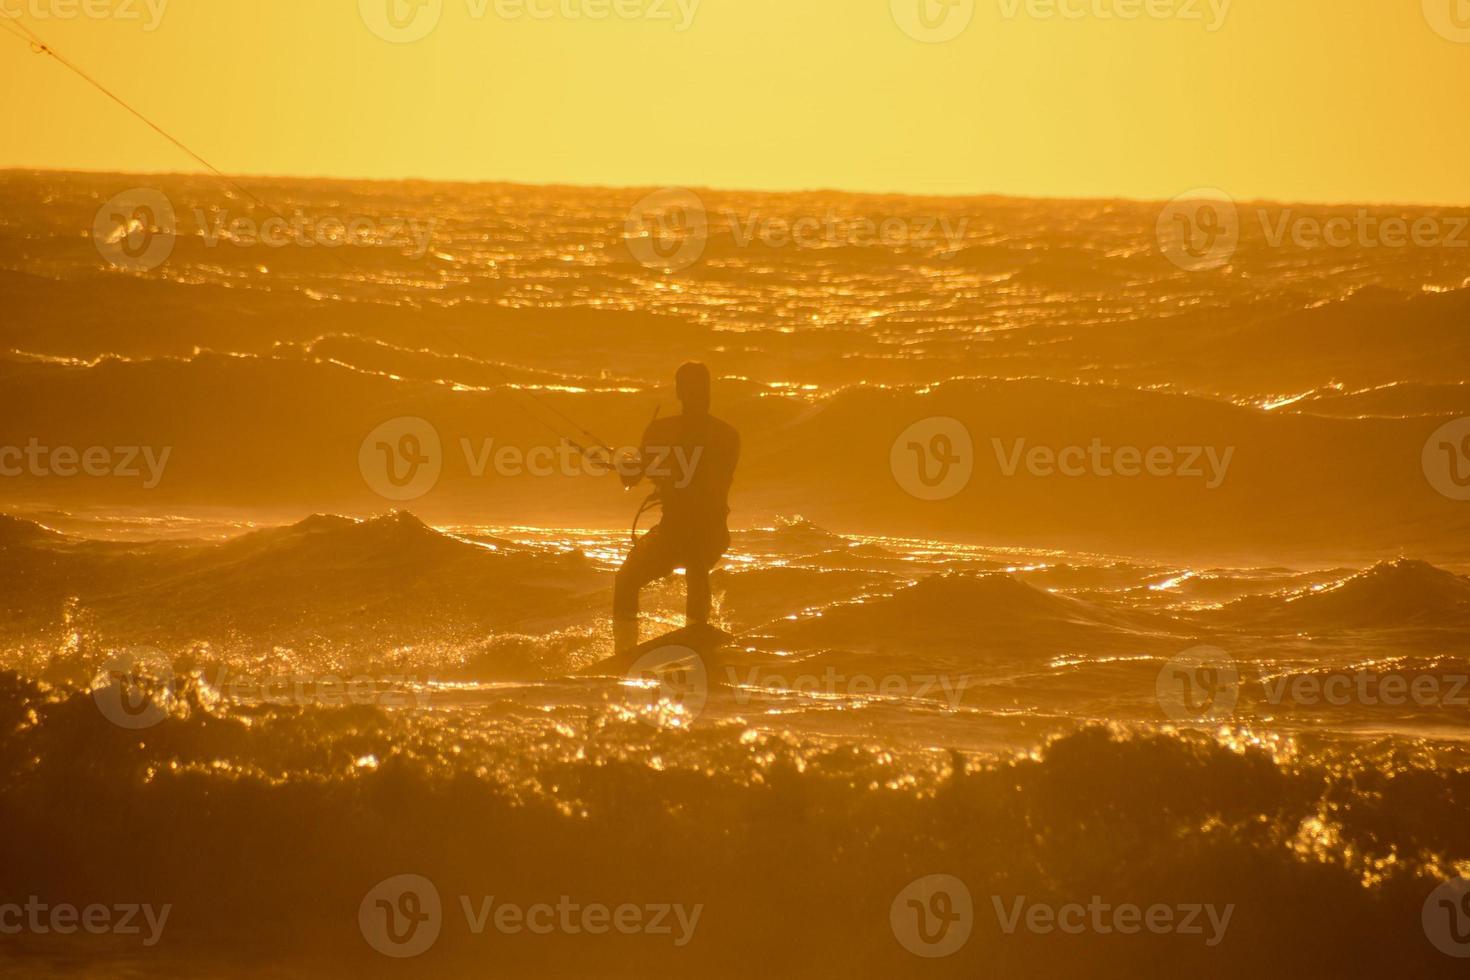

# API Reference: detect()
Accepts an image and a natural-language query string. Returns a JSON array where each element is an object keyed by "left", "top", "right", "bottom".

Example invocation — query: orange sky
[{"left": 1, "top": 0, "right": 1468, "bottom": 203}]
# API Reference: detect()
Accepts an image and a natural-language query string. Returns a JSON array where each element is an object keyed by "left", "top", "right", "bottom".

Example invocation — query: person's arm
[{"left": 618, "top": 423, "right": 657, "bottom": 489}]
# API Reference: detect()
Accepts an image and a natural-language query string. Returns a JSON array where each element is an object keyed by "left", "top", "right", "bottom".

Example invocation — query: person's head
[{"left": 675, "top": 362, "right": 712, "bottom": 416}]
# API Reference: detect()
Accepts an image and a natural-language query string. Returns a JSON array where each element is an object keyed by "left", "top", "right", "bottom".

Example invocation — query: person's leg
[
  {"left": 685, "top": 564, "right": 711, "bottom": 627},
  {"left": 613, "top": 532, "right": 675, "bottom": 654},
  {"left": 681, "top": 526, "right": 729, "bottom": 629}
]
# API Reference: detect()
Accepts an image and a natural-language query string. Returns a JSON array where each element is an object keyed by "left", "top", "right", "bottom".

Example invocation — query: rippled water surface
[{"left": 2, "top": 173, "right": 1469, "bottom": 976}]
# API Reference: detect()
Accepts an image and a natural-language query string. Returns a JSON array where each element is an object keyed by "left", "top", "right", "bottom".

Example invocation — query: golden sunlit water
[{"left": 1, "top": 171, "right": 1468, "bottom": 976}]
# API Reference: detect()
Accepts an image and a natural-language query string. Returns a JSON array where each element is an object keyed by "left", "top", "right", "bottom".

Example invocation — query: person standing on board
[{"left": 613, "top": 362, "right": 740, "bottom": 654}]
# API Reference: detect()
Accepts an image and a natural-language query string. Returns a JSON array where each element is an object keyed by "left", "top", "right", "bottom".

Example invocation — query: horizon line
[{"left": 4, "top": 166, "right": 1470, "bottom": 212}]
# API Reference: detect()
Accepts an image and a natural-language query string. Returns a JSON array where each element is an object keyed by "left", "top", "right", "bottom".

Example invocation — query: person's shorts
[{"left": 632, "top": 523, "right": 730, "bottom": 574}]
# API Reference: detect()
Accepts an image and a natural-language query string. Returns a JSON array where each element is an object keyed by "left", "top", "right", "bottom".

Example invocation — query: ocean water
[{"left": 1, "top": 172, "right": 1469, "bottom": 976}]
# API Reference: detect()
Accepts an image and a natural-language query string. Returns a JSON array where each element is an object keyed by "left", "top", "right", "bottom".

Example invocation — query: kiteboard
[{"left": 578, "top": 623, "right": 736, "bottom": 678}]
